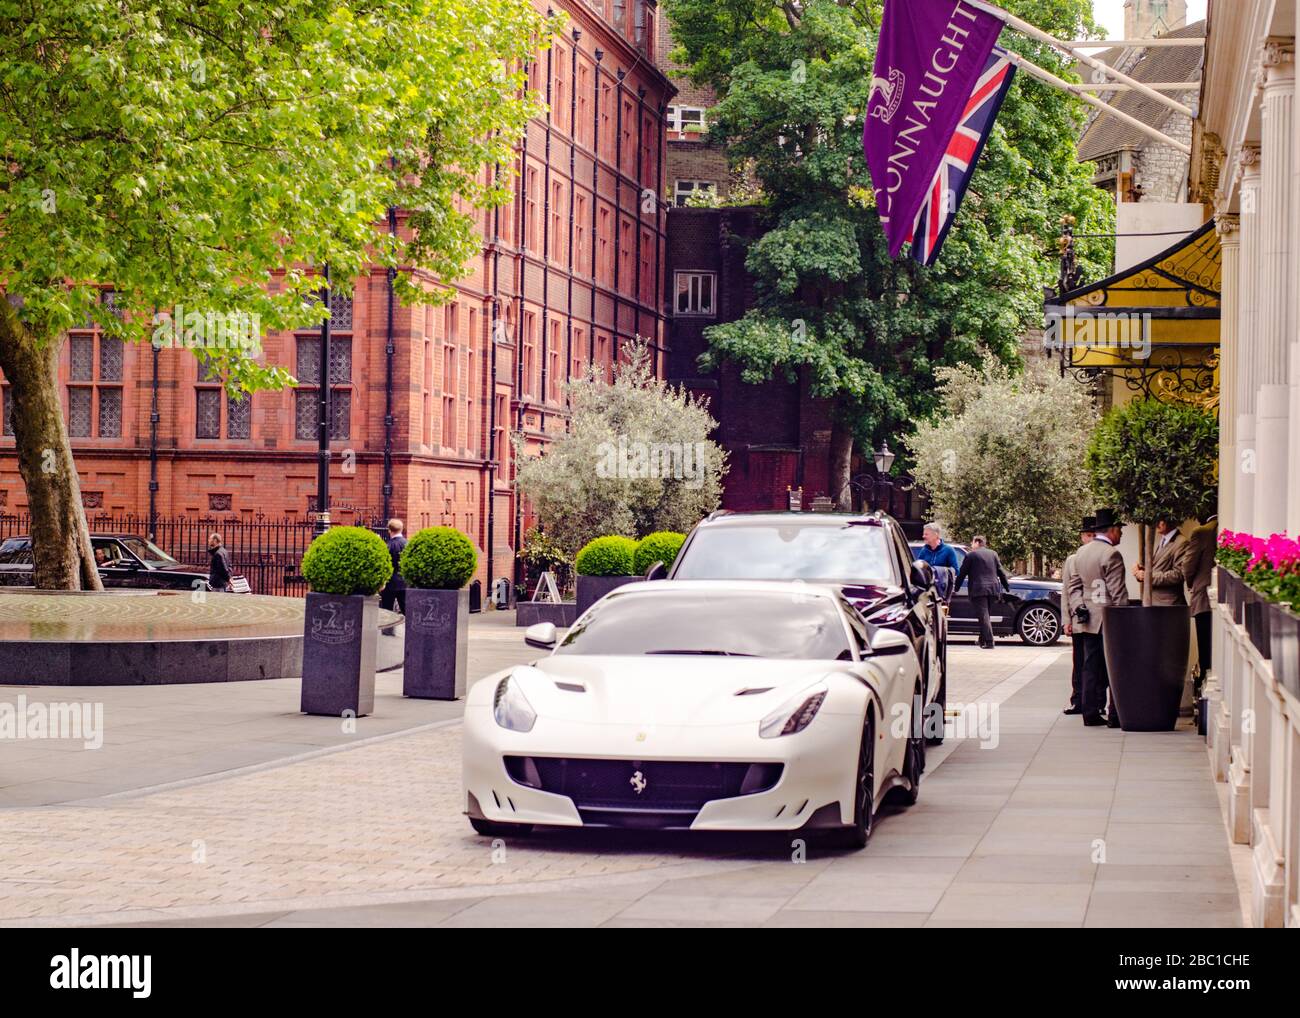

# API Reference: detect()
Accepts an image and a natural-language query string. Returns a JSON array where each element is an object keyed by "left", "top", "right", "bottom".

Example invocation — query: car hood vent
[{"left": 734, "top": 686, "right": 774, "bottom": 696}]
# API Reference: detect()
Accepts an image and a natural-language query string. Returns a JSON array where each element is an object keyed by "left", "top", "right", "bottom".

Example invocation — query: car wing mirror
[
  {"left": 909, "top": 559, "right": 934, "bottom": 590},
  {"left": 524, "top": 622, "right": 557, "bottom": 650},
  {"left": 869, "top": 628, "right": 911, "bottom": 656},
  {"left": 644, "top": 561, "right": 667, "bottom": 581}
]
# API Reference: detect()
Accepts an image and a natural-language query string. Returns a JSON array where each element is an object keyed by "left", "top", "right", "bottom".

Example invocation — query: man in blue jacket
[{"left": 916, "top": 522, "right": 960, "bottom": 598}]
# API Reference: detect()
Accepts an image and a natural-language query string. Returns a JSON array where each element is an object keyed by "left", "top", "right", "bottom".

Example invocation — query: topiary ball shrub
[
  {"left": 574, "top": 535, "right": 637, "bottom": 576},
  {"left": 633, "top": 531, "right": 686, "bottom": 575},
  {"left": 399, "top": 526, "right": 478, "bottom": 589},
  {"left": 301, "top": 526, "right": 393, "bottom": 596}
]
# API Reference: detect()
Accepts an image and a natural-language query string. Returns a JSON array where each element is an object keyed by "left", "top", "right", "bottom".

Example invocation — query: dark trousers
[
  {"left": 971, "top": 594, "right": 996, "bottom": 647},
  {"left": 1070, "top": 632, "right": 1085, "bottom": 706},
  {"left": 1079, "top": 630, "right": 1111, "bottom": 719},
  {"left": 379, "top": 587, "right": 406, "bottom": 614},
  {"left": 1194, "top": 610, "right": 1212, "bottom": 696}
]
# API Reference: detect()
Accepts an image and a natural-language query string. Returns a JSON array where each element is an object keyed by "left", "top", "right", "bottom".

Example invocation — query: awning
[{"left": 1043, "top": 220, "right": 1220, "bottom": 404}]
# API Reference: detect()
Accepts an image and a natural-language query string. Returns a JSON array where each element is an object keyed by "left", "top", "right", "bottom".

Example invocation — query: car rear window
[
  {"left": 673, "top": 523, "right": 898, "bottom": 583},
  {"left": 556, "top": 591, "right": 852, "bottom": 660}
]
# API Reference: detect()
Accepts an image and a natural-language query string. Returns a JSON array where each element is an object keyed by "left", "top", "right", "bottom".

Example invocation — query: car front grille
[{"left": 504, "top": 756, "right": 783, "bottom": 812}]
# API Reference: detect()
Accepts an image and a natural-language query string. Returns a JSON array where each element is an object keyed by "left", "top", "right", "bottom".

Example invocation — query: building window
[
  {"left": 526, "top": 166, "right": 539, "bottom": 254},
  {"left": 674, "top": 179, "right": 718, "bottom": 207},
  {"left": 442, "top": 343, "right": 458, "bottom": 449},
  {"left": 65, "top": 332, "right": 123, "bottom": 439},
  {"left": 294, "top": 335, "right": 352, "bottom": 441},
  {"left": 675, "top": 271, "right": 717, "bottom": 316},
  {"left": 667, "top": 105, "right": 706, "bottom": 141},
  {"left": 1, "top": 386, "right": 12, "bottom": 437},
  {"left": 522, "top": 311, "right": 537, "bottom": 397},
  {"left": 227, "top": 392, "right": 252, "bottom": 439},
  {"left": 196, "top": 388, "right": 222, "bottom": 440}
]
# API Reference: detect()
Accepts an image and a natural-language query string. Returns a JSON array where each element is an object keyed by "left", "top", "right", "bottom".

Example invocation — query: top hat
[
  {"left": 1080, "top": 515, "right": 1097, "bottom": 532},
  {"left": 1092, "top": 508, "right": 1123, "bottom": 530}
]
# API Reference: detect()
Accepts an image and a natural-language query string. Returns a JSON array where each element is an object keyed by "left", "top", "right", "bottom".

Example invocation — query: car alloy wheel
[
  {"left": 836, "top": 712, "right": 876, "bottom": 849},
  {"left": 886, "top": 690, "right": 924, "bottom": 806},
  {"left": 1018, "top": 604, "right": 1061, "bottom": 646}
]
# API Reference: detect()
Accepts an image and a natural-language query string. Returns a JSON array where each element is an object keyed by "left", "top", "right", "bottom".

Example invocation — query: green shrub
[
  {"left": 633, "top": 531, "right": 685, "bottom": 575},
  {"left": 400, "top": 527, "right": 478, "bottom": 589},
  {"left": 574, "top": 535, "right": 637, "bottom": 576},
  {"left": 301, "top": 526, "right": 393, "bottom": 596}
]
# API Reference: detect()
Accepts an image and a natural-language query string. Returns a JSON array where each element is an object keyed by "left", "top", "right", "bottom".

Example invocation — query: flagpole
[
  {"left": 1003, "top": 49, "right": 1192, "bottom": 155},
  {"left": 965, "top": 0, "right": 1195, "bottom": 119}
]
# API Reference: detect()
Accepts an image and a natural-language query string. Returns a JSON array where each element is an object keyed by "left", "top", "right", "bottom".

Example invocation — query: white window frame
[
  {"left": 674, "top": 271, "right": 717, "bottom": 317},
  {"left": 673, "top": 179, "right": 718, "bottom": 207},
  {"left": 667, "top": 105, "right": 706, "bottom": 138}
]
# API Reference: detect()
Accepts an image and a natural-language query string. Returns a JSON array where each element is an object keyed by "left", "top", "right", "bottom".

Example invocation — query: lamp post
[
  {"left": 314, "top": 263, "right": 332, "bottom": 537},
  {"left": 872, "top": 441, "right": 895, "bottom": 513},
  {"left": 874, "top": 440, "right": 895, "bottom": 474}
]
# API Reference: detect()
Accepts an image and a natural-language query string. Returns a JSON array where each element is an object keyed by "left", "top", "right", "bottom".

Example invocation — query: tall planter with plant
[
  {"left": 1086, "top": 399, "right": 1218, "bottom": 731},
  {"left": 575, "top": 536, "right": 640, "bottom": 614},
  {"left": 299, "top": 526, "right": 393, "bottom": 717},
  {"left": 399, "top": 527, "right": 478, "bottom": 700}
]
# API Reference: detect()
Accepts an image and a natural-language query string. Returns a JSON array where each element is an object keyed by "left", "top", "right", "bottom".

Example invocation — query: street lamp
[{"left": 874, "top": 440, "right": 895, "bottom": 475}]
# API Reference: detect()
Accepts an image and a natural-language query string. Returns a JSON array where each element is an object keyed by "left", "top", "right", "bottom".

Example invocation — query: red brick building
[{"left": 0, "top": 0, "right": 675, "bottom": 592}]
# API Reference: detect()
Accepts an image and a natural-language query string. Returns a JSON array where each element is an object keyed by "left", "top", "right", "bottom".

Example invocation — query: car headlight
[
  {"left": 760, "top": 684, "right": 828, "bottom": 739},
  {"left": 494, "top": 674, "right": 537, "bottom": 732}
]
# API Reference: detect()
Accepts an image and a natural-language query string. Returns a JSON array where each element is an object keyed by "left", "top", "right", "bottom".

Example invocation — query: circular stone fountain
[{"left": 0, "top": 591, "right": 402, "bottom": 685}]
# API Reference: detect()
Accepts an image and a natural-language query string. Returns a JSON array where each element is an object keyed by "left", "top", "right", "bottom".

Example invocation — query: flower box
[
  {"left": 1267, "top": 601, "right": 1300, "bottom": 699},
  {"left": 1244, "top": 591, "right": 1271, "bottom": 659}
]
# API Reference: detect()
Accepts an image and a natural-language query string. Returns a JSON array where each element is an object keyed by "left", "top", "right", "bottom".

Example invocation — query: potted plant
[
  {"left": 515, "top": 526, "right": 578, "bottom": 628},
  {"left": 574, "top": 535, "right": 640, "bottom": 614},
  {"left": 633, "top": 531, "right": 686, "bottom": 578},
  {"left": 299, "top": 526, "right": 393, "bottom": 717},
  {"left": 1086, "top": 398, "right": 1218, "bottom": 731},
  {"left": 396, "top": 526, "right": 478, "bottom": 700}
]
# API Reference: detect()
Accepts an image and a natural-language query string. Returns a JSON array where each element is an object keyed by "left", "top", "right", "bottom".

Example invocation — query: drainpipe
[
  {"left": 589, "top": 49, "right": 603, "bottom": 366},
  {"left": 635, "top": 85, "right": 645, "bottom": 351},
  {"left": 540, "top": 24, "right": 553, "bottom": 427},
  {"left": 382, "top": 204, "right": 397, "bottom": 525},
  {"left": 313, "top": 263, "right": 332, "bottom": 537},
  {"left": 513, "top": 61, "right": 531, "bottom": 594},
  {"left": 655, "top": 100, "right": 666, "bottom": 377},
  {"left": 566, "top": 28, "right": 580, "bottom": 420},
  {"left": 613, "top": 68, "right": 626, "bottom": 367},
  {"left": 148, "top": 337, "right": 159, "bottom": 540},
  {"left": 487, "top": 154, "right": 502, "bottom": 598}
]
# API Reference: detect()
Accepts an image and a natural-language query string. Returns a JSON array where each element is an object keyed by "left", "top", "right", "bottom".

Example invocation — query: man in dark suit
[
  {"left": 1066, "top": 508, "right": 1128, "bottom": 728},
  {"left": 954, "top": 535, "right": 1011, "bottom": 649},
  {"left": 379, "top": 518, "right": 408, "bottom": 615}
]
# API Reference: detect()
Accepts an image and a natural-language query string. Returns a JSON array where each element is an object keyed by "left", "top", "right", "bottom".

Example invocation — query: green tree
[
  {"left": 0, "top": 0, "right": 557, "bottom": 587},
  {"left": 907, "top": 358, "right": 1098, "bottom": 568},
  {"left": 514, "top": 343, "right": 727, "bottom": 556},
  {"left": 663, "top": 0, "right": 1113, "bottom": 504}
]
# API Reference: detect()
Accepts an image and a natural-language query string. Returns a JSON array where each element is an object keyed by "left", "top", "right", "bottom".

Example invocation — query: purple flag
[{"left": 863, "top": 0, "right": 1006, "bottom": 258}]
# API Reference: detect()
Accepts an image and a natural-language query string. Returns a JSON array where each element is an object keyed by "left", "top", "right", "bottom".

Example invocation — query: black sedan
[
  {"left": 668, "top": 510, "right": 949, "bottom": 743},
  {"left": 909, "top": 542, "right": 1062, "bottom": 646},
  {"left": 0, "top": 534, "right": 211, "bottom": 591}
]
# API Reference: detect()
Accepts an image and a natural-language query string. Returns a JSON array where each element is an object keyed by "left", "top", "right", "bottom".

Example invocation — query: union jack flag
[{"left": 908, "top": 47, "right": 1016, "bottom": 267}]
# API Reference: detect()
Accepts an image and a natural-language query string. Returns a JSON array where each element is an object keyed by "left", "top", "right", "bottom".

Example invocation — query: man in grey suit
[
  {"left": 1066, "top": 508, "right": 1129, "bottom": 728},
  {"left": 1133, "top": 516, "right": 1186, "bottom": 606},
  {"left": 954, "top": 535, "right": 1012, "bottom": 649},
  {"left": 1061, "top": 515, "right": 1096, "bottom": 715},
  {"left": 1182, "top": 513, "right": 1218, "bottom": 698}
]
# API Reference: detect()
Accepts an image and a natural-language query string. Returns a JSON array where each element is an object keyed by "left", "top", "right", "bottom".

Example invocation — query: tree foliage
[
  {"left": 1086, "top": 398, "right": 1219, "bottom": 526},
  {"left": 663, "top": 0, "right": 1114, "bottom": 488},
  {"left": 514, "top": 344, "right": 727, "bottom": 556},
  {"left": 907, "top": 358, "right": 1098, "bottom": 564}
]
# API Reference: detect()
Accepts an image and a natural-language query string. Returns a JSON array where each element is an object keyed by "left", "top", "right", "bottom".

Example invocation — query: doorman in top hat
[{"left": 1066, "top": 508, "right": 1128, "bottom": 728}]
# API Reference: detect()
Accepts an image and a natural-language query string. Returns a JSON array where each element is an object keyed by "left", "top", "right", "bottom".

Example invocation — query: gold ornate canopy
[{"left": 1043, "top": 220, "right": 1220, "bottom": 406}]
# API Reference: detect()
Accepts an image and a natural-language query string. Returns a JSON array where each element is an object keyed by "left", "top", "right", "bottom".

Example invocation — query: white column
[
  {"left": 1255, "top": 41, "right": 1295, "bottom": 537},
  {"left": 1238, "top": 146, "right": 1262, "bottom": 532},
  {"left": 1218, "top": 214, "right": 1240, "bottom": 529}
]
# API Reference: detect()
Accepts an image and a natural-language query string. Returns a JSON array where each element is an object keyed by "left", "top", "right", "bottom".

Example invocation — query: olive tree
[{"left": 0, "top": 0, "right": 556, "bottom": 587}]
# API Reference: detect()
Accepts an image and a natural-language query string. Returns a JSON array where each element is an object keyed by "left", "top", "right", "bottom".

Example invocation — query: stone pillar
[
  {"left": 1237, "top": 146, "right": 1262, "bottom": 532},
  {"left": 1255, "top": 41, "right": 1295, "bottom": 537},
  {"left": 1218, "top": 214, "right": 1240, "bottom": 529}
]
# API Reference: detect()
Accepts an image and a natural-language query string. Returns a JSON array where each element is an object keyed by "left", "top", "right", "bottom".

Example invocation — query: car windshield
[
  {"left": 555, "top": 591, "right": 853, "bottom": 660},
  {"left": 0, "top": 538, "right": 32, "bottom": 565},
  {"left": 117, "top": 537, "right": 179, "bottom": 568},
  {"left": 673, "top": 522, "right": 897, "bottom": 583}
]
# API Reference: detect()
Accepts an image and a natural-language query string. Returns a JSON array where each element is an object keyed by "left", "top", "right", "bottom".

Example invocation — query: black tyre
[
  {"left": 924, "top": 653, "right": 946, "bottom": 746},
  {"left": 886, "top": 689, "right": 924, "bottom": 806},
  {"left": 1017, "top": 603, "right": 1062, "bottom": 646},
  {"left": 833, "top": 711, "right": 876, "bottom": 849},
  {"left": 469, "top": 818, "right": 535, "bottom": 837}
]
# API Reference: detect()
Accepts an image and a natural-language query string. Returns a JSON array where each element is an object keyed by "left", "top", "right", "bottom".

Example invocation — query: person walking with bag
[
  {"left": 207, "top": 532, "right": 233, "bottom": 592},
  {"left": 1066, "top": 509, "right": 1128, "bottom": 728}
]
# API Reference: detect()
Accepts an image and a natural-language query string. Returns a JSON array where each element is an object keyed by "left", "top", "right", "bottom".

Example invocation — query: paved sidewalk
[{"left": 0, "top": 642, "right": 1240, "bottom": 927}]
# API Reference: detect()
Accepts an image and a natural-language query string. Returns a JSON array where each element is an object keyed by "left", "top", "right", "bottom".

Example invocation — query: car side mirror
[
  {"left": 909, "top": 559, "right": 934, "bottom": 590},
  {"left": 644, "top": 561, "right": 667, "bottom": 581},
  {"left": 524, "top": 622, "right": 557, "bottom": 650},
  {"left": 869, "top": 627, "right": 912, "bottom": 656}
]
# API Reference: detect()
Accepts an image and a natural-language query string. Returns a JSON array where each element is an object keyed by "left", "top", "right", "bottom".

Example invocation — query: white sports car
[{"left": 462, "top": 580, "right": 926, "bottom": 848}]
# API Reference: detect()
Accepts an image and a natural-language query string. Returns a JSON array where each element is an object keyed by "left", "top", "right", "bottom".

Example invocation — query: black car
[
  {"left": 909, "top": 542, "right": 1062, "bottom": 646},
  {"left": 669, "top": 511, "right": 948, "bottom": 742},
  {"left": 0, "top": 534, "right": 211, "bottom": 591}
]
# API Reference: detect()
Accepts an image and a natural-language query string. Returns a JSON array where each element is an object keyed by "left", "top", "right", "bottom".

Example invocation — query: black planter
[
  {"left": 1268, "top": 601, "right": 1300, "bottom": 699},
  {"left": 1244, "top": 593, "right": 1272, "bottom": 659},
  {"left": 1102, "top": 604, "right": 1190, "bottom": 732},
  {"left": 516, "top": 601, "right": 579, "bottom": 627},
  {"left": 576, "top": 574, "right": 641, "bottom": 615},
  {"left": 301, "top": 593, "right": 378, "bottom": 717},
  {"left": 1216, "top": 565, "right": 1232, "bottom": 605},
  {"left": 403, "top": 587, "right": 470, "bottom": 700}
]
